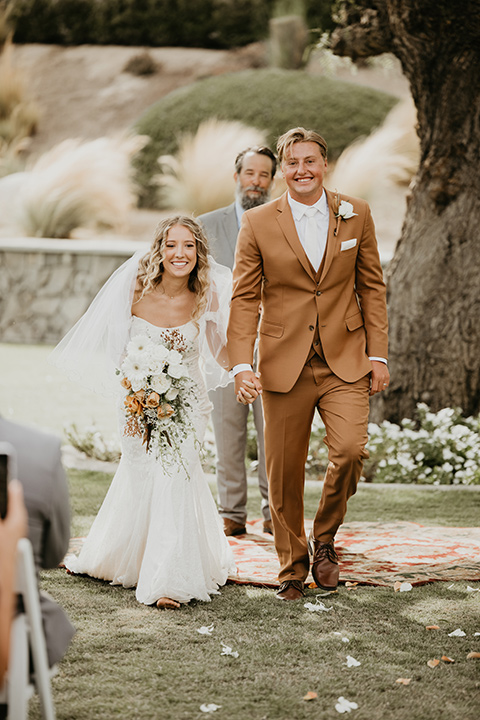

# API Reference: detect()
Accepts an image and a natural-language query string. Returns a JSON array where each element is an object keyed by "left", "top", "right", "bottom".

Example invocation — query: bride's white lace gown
[{"left": 66, "top": 317, "right": 236, "bottom": 605}]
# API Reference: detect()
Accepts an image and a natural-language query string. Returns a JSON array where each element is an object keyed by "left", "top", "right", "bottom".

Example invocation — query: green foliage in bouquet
[{"left": 134, "top": 69, "right": 397, "bottom": 206}]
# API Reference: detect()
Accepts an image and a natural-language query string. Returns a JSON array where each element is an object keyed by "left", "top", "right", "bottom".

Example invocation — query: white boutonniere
[
  {"left": 333, "top": 193, "right": 358, "bottom": 236},
  {"left": 336, "top": 200, "right": 357, "bottom": 220}
]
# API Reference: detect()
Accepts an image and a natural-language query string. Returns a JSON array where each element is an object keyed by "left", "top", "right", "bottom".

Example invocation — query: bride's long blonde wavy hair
[{"left": 136, "top": 215, "right": 211, "bottom": 324}]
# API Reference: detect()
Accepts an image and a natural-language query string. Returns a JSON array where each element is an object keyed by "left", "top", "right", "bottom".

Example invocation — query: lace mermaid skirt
[{"left": 66, "top": 400, "right": 236, "bottom": 605}]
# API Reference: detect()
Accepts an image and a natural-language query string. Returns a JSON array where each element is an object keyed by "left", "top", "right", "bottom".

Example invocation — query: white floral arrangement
[
  {"left": 305, "top": 403, "right": 480, "bottom": 485},
  {"left": 117, "top": 329, "right": 196, "bottom": 469}
]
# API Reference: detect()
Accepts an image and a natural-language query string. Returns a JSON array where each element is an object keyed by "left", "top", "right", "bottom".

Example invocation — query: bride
[{"left": 51, "top": 216, "right": 240, "bottom": 609}]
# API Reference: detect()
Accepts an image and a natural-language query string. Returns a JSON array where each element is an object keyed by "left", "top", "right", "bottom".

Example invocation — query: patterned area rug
[
  {"left": 228, "top": 520, "right": 480, "bottom": 587},
  {"left": 66, "top": 520, "right": 480, "bottom": 588}
]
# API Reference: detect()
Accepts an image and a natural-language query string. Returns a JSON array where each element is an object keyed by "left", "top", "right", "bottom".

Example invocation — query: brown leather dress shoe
[
  {"left": 310, "top": 538, "right": 339, "bottom": 591},
  {"left": 263, "top": 520, "right": 274, "bottom": 535},
  {"left": 223, "top": 518, "right": 247, "bottom": 536},
  {"left": 275, "top": 579, "right": 305, "bottom": 601}
]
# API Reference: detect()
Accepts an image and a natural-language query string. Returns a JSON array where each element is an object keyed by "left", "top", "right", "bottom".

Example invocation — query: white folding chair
[{"left": 0, "top": 538, "right": 56, "bottom": 720}]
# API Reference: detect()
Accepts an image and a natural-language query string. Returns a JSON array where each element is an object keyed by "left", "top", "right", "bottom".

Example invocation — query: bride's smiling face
[{"left": 162, "top": 225, "right": 197, "bottom": 279}]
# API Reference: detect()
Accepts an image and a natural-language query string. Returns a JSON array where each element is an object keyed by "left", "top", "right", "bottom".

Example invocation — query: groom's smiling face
[{"left": 281, "top": 141, "right": 328, "bottom": 205}]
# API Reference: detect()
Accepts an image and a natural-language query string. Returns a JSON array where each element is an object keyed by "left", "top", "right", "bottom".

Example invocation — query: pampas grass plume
[
  {"left": 0, "top": 36, "right": 40, "bottom": 144},
  {"left": 156, "top": 118, "right": 267, "bottom": 215},
  {"left": 15, "top": 134, "right": 147, "bottom": 238},
  {"left": 328, "top": 98, "right": 419, "bottom": 198},
  {"left": 327, "top": 98, "right": 419, "bottom": 250}
]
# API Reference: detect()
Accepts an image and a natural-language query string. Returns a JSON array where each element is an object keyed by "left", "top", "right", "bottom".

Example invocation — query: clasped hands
[{"left": 235, "top": 371, "right": 262, "bottom": 405}]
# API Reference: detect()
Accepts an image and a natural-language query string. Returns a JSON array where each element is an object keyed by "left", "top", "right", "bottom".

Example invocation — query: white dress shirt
[{"left": 287, "top": 191, "right": 329, "bottom": 271}]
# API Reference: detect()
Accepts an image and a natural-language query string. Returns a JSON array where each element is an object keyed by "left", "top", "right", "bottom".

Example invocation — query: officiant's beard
[{"left": 237, "top": 182, "right": 270, "bottom": 210}]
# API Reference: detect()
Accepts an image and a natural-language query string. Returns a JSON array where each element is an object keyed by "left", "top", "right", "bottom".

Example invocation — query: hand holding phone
[{"left": 0, "top": 442, "right": 18, "bottom": 520}]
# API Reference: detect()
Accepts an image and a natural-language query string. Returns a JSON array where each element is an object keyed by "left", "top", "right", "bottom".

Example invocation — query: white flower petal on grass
[
  {"left": 304, "top": 601, "right": 333, "bottom": 612},
  {"left": 200, "top": 704, "right": 221, "bottom": 713},
  {"left": 335, "top": 696, "right": 358, "bottom": 714},
  {"left": 333, "top": 632, "right": 350, "bottom": 643},
  {"left": 400, "top": 582, "right": 413, "bottom": 592},
  {"left": 466, "top": 586, "right": 480, "bottom": 592},
  {"left": 197, "top": 624, "right": 214, "bottom": 635},
  {"left": 345, "top": 656, "right": 361, "bottom": 667},
  {"left": 474, "top": 632, "right": 480, "bottom": 636},
  {"left": 220, "top": 642, "right": 239, "bottom": 658},
  {"left": 448, "top": 628, "right": 466, "bottom": 637}
]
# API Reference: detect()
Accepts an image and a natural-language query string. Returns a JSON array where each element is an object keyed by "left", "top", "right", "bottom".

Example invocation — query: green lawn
[{"left": 30, "top": 473, "right": 480, "bottom": 720}]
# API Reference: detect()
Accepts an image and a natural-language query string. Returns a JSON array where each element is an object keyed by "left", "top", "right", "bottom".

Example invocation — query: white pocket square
[{"left": 341, "top": 238, "right": 357, "bottom": 251}]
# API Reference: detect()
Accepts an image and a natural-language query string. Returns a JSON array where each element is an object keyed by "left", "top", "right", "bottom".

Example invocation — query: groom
[{"left": 227, "top": 127, "right": 389, "bottom": 601}]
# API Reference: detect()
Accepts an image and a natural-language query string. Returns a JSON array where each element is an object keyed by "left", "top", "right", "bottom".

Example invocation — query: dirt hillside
[{"left": 12, "top": 42, "right": 267, "bottom": 156}]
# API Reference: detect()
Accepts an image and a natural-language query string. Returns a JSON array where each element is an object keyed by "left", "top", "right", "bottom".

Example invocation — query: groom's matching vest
[{"left": 306, "top": 253, "right": 328, "bottom": 365}]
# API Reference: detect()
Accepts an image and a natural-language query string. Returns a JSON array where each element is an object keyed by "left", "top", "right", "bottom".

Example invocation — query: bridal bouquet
[{"left": 117, "top": 328, "right": 196, "bottom": 467}]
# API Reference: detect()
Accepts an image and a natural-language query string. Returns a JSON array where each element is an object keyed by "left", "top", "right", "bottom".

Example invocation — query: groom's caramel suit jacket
[{"left": 227, "top": 189, "right": 388, "bottom": 387}]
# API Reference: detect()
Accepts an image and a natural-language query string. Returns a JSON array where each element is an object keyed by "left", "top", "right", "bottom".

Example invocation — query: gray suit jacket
[
  {"left": 0, "top": 417, "right": 75, "bottom": 667},
  {"left": 198, "top": 203, "right": 239, "bottom": 270}
]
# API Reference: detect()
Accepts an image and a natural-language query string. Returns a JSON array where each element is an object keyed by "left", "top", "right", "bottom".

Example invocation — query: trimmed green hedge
[
  {"left": 9, "top": 0, "right": 336, "bottom": 47},
  {"left": 133, "top": 68, "right": 398, "bottom": 207}
]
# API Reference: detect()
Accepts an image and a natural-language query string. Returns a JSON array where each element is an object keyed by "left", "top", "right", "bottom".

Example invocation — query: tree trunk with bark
[{"left": 330, "top": 0, "right": 480, "bottom": 422}]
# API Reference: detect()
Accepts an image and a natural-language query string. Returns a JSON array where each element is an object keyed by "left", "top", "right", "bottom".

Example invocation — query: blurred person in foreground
[
  {"left": 0, "top": 480, "right": 28, "bottom": 688},
  {"left": 199, "top": 146, "right": 277, "bottom": 537},
  {"left": 227, "top": 127, "right": 389, "bottom": 601},
  {"left": 0, "top": 418, "right": 76, "bottom": 666},
  {"left": 51, "top": 216, "right": 236, "bottom": 610}
]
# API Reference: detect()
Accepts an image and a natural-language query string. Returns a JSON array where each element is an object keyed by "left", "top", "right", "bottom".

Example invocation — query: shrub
[
  {"left": 65, "top": 423, "right": 121, "bottom": 463},
  {"left": 9, "top": 0, "right": 278, "bottom": 47},
  {"left": 133, "top": 68, "right": 398, "bottom": 206},
  {"left": 305, "top": 403, "right": 480, "bottom": 485},
  {"left": 123, "top": 51, "right": 158, "bottom": 76}
]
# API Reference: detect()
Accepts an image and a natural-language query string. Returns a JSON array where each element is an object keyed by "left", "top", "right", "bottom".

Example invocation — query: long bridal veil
[{"left": 50, "top": 251, "right": 233, "bottom": 396}]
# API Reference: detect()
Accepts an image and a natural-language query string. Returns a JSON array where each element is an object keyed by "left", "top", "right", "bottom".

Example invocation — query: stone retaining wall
[
  {"left": 0, "top": 238, "right": 148, "bottom": 345},
  {"left": 0, "top": 237, "right": 392, "bottom": 347}
]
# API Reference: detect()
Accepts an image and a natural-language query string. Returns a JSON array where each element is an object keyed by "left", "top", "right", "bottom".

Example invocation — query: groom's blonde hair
[{"left": 276, "top": 127, "right": 328, "bottom": 163}]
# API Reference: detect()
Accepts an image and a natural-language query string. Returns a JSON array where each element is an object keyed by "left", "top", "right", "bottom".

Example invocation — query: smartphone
[{"left": 0, "top": 442, "right": 17, "bottom": 520}]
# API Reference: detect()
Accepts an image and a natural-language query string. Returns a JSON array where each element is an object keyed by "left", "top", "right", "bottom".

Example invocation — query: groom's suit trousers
[{"left": 262, "top": 339, "right": 370, "bottom": 583}]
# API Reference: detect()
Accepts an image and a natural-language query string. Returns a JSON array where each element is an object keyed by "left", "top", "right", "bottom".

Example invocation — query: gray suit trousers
[{"left": 209, "top": 385, "right": 270, "bottom": 523}]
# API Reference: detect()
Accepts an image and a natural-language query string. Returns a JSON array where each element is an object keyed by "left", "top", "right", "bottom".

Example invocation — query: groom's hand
[
  {"left": 370, "top": 360, "right": 390, "bottom": 396},
  {"left": 235, "top": 370, "right": 262, "bottom": 405}
]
